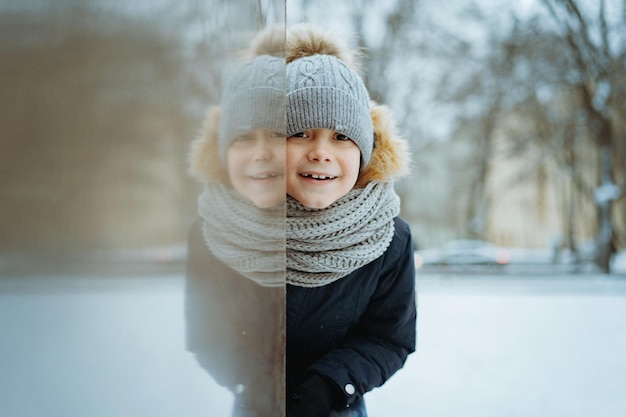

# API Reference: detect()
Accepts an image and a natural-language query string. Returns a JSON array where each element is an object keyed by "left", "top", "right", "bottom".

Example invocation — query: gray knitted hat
[
  {"left": 286, "top": 54, "right": 373, "bottom": 166},
  {"left": 219, "top": 54, "right": 286, "bottom": 160}
]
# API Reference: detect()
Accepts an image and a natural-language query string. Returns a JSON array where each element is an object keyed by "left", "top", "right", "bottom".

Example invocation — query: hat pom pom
[
  {"left": 286, "top": 23, "right": 361, "bottom": 72},
  {"left": 247, "top": 26, "right": 286, "bottom": 58}
]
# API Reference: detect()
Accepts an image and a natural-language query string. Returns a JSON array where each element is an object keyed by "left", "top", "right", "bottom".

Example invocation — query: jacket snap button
[{"left": 344, "top": 383, "right": 355, "bottom": 395}]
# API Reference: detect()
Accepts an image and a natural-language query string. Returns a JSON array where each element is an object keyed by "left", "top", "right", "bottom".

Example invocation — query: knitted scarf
[
  {"left": 198, "top": 181, "right": 400, "bottom": 288},
  {"left": 286, "top": 181, "right": 400, "bottom": 287},
  {"left": 198, "top": 183, "right": 285, "bottom": 287}
]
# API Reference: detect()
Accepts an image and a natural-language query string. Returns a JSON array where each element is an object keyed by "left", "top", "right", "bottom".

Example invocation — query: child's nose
[
  {"left": 307, "top": 133, "right": 333, "bottom": 162},
  {"left": 252, "top": 132, "right": 272, "bottom": 160},
  {"left": 307, "top": 142, "right": 332, "bottom": 162}
]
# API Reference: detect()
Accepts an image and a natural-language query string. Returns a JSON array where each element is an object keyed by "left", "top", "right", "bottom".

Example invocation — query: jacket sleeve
[{"left": 310, "top": 218, "right": 417, "bottom": 408}]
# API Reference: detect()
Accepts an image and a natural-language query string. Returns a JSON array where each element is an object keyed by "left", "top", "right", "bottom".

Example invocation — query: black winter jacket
[
  {"left": 287, "top": 217, "right": 417, "bottom": 409},
  {"left": 185, "top": 220, "right": 284, "bottom": 414},
  {"left": 185, "top": 216, "right": 416, "bottom": 411}
]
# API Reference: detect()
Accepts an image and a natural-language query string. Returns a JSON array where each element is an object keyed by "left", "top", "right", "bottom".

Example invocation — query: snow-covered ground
[
  {"left": 1, "top": 273, "right": 625, "bottom": 416},
  {"left": 367, "top": 274, "right": 626, "bottom": 417},
  {"left": 0, "top": 275, "right": 233, "bottom": 417}
]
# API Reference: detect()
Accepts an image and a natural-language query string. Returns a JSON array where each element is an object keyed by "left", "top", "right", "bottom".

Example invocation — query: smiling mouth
[
  {"left": 251, "top": 173, "right": 280, "bottom": 179},
  {"left": 300, "top": 173, "right": 337, "bottom": 180}
]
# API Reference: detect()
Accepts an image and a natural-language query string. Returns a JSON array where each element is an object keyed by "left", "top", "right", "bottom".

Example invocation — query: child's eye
[
  {"left": 233, "top": 133, "right": 253, "bottom": 142},
  {"left": 288, "top": 132, "right": 308, "bottom": 139},
  {"left": 335, "top": 133, "right": 351, "bottom": 141}
]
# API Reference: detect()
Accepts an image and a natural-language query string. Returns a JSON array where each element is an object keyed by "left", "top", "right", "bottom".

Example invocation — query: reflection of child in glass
[
  {"left": 285, "top": 25, "right": 417, "bottom": 417},
  {"left": 186, "top": 45, "right": 286, "bottom": 416}
]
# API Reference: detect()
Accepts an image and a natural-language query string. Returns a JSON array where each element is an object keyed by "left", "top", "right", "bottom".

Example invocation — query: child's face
[
  {"left": 227, "top": 129, "right": 285, "bottom": 208},
  {"left": 286, "top": 128, "right": 361, "bottom": 209}
]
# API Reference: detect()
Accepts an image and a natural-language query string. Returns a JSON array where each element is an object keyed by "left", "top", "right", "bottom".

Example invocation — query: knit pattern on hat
[
  {"left": 286, "top": 181, "right": 400, "bottom": 287},
  {"left": 219, "top": 55, "right": 286, "bottom": 160},
  {"left": 287, "top": 54, "right": 373, "bottom": 165},
  {"left": 198, "top": 183, "right": 286, "bottom": 287}
]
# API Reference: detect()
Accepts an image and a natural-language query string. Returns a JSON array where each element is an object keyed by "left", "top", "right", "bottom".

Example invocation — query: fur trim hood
[
  {"left": 188, "top": 106, "right": 228, "bottom": 184},
  {"left": 188, "top": 25, "right": 410, "bottom": 186}
]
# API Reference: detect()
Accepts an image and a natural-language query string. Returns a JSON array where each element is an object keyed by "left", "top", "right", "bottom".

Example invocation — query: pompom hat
[
  {"left": 219, "top": 54, "right": 286, "bottom": 161},
  {"left": 286, "top": 48, "right": 373, "bottom": 165}
]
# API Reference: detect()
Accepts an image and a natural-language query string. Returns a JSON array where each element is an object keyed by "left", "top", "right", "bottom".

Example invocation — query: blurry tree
[
  {"left": 430, "top": 0, "right": 625, "bottom": 271},
  {"left": 539, "top": 0, "right": 625, "bottom": 271}
]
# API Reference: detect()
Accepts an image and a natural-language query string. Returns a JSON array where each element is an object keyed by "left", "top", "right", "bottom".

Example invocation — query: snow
[
  {"left": 1, "top": 273, "right": 625, "bottom": 416},
  {"left": 367, "top": 275, "right": 626, "bottom": 417},
  {"left": 0, "top": 275, "right": 233, "bottom": 417},
  {"left": 594, "top": 183, "right": 623, "bottom": 204},
  {"left": 612, "top": 250, "right": 626, "bottom": 273}
]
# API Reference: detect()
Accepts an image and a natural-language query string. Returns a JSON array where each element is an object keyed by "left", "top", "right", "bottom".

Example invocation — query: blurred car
[
  {"left": 413, "top": 248, "right": 443, "bottom": 269},
  {"left": 414, "top": 239, "right": 510, "bottom": 269}
]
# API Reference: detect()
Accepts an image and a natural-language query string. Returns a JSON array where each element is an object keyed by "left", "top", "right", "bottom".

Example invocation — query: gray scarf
[
  {"left": 198, "top": 181, "right": 400, "bottom": 288},
  {"left": 286, "top": 181, "right": 400, "bottom": 287},
  {"left": 198, "top": 183, "right": 286, "bottom": 287}
]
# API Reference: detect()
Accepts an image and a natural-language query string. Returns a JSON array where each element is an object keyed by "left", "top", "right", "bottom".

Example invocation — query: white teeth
[{"left": 302, "top": 173, "right": 336, "bottom": 180}]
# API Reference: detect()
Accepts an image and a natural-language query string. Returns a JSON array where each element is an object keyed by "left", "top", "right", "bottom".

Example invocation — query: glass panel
[
  {"left": 0, "top": 1, "right": 285, "bottom": 416},
  {"left": 185, "top": 2, "right": 286, "bottom": 416}
]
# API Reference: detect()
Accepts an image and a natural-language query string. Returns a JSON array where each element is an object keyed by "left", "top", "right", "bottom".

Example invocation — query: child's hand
[{"left": 287, "top": 373, "right": 341, "bottom": 417}]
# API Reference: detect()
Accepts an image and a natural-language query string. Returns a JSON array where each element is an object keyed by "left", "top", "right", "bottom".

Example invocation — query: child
[
  {"left": 186, "top": 32, "right": 287, "bottom": 417},
  {"left": 285, "top": 25, "right": 417, "bottom": 417}
]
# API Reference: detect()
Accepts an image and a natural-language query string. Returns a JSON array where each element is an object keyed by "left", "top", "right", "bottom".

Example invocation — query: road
[{"left": 1, "top": 271, "right": 625, "bottom": 417}]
